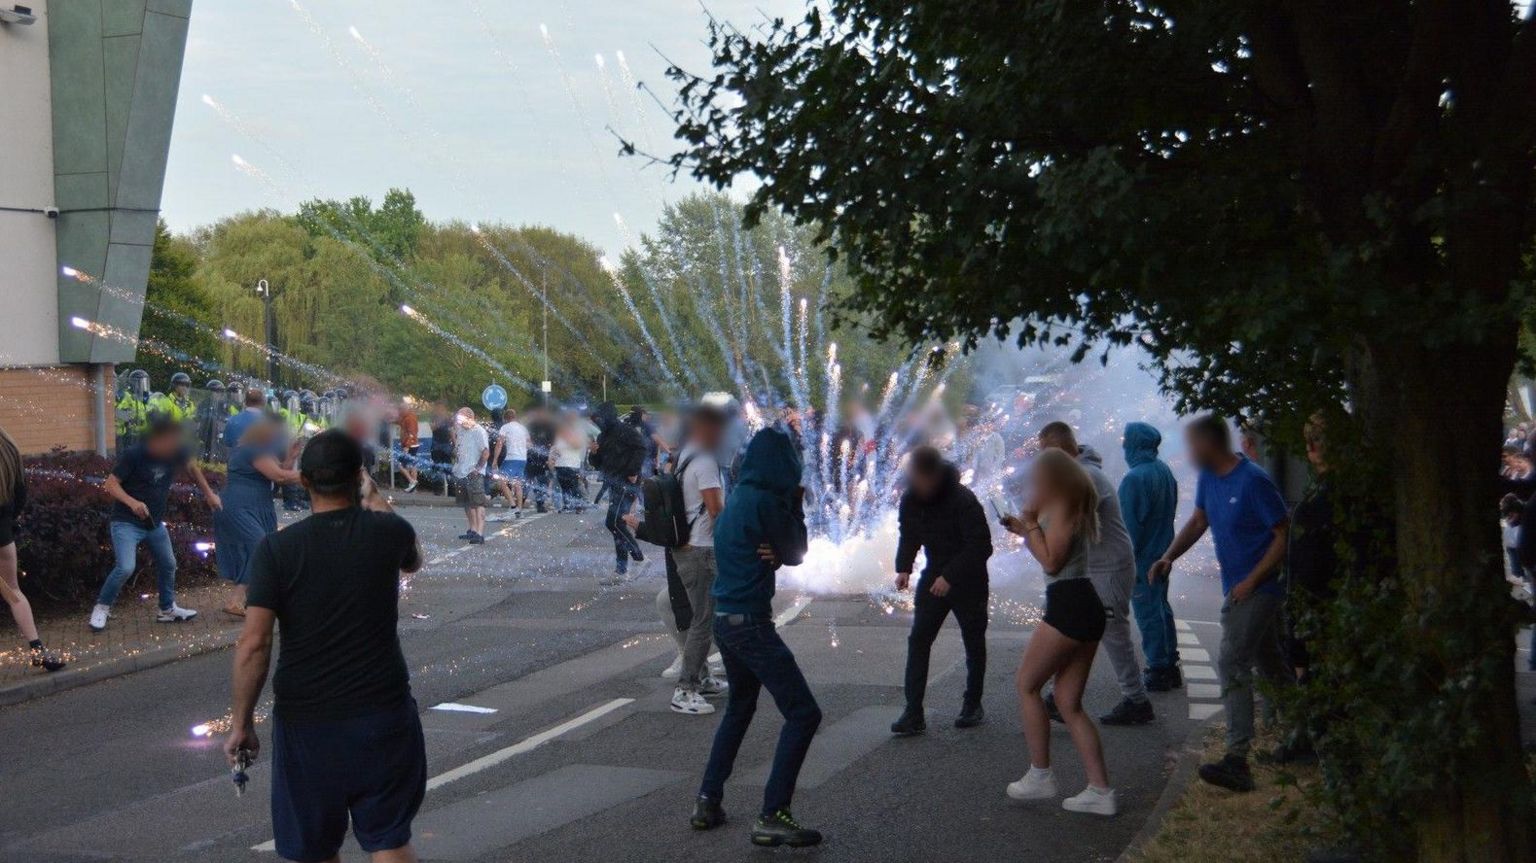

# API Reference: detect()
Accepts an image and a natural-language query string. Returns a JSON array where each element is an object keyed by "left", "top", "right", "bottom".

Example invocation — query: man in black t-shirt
[
  {"left": 90, "top": 417, "right": 221, "bottom": 632},
  {"left": 225, "top": 430, "right": 425, "bottom": 863}
]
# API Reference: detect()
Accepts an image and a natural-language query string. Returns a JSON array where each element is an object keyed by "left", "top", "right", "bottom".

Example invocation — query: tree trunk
[{"left": 1366, "top": 334, "right": 1535, "bottom": 862}]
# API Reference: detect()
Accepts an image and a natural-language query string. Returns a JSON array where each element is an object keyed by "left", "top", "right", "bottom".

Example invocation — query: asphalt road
[{"left": 0, "top": 499, "right": 1226, "bottom": 863}]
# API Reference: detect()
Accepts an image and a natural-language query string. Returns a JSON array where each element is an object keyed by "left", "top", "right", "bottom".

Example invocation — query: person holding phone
[
  {"left": 890, "top": 446, "right": 994, "bottom": 735},
  {"left": 1000, "top": 448, "right": 1117, "bottom": 816}
]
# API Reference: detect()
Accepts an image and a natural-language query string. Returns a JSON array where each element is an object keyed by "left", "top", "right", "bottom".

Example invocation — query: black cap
[{"left": 299, "top": 429, "right": 363, "bottom": 496}]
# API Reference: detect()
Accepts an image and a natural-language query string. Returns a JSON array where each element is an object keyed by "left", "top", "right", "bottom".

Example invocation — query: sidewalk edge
[
  {"left": 0, "top": 635, "right": 236, "bottom": 708},
  {"left": 1115, "top": 712, "right": 1220, "bottom": 863}
]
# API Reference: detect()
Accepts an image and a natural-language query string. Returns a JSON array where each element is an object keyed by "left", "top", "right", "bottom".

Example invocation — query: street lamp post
[
  {"left": 256, "top": 278, "right": 277, "bottom": 384},
  {"left": 541, "top": 272, "right": 550, "bottom": 406}
]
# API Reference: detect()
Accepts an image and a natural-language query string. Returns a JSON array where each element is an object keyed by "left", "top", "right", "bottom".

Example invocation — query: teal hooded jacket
[
  {"left": 1118, "top": 422, "right": 1178, "bottom": 579},
  {"left": 711, "top": 427, "right": 808, "bottom": 616}
]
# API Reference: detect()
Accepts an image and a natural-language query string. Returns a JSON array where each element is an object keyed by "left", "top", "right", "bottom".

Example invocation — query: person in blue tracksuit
[
  {"left": 689, "top": 427, "right": 823, "bottom": 849},
  {"left": 1118, "top": 422, "right": 1181, "bottom": 690}
]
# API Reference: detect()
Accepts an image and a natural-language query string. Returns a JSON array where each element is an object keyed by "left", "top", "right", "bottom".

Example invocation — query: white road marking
[
  {"left": 1182, "top": 664, "right": 1218, "bottom": 681},
  {"left": 425, "top": 697, "right": 633, "bottom": 791},
  {"left": 1188, "top": 703, "right": 1224, "bottom": 720},
  {"left": 1174, "top": 619, "right": 1192, "bottom": 631},
  {"left": 1181, "top": 647, "right": 1211, "bottom": 662},
  {"left": 1176, "top": 631, "right": 1201, "bottom": 645},
  {"left": 252, "top": 696, "right": 635, "bottom": 853},
  {"left": 425, "top": 513, "right": 548, "bottom": 565},
  {"left": 431, "top": 702, "right": 498, "bottom": 714},
  {"left": 1186, "top": 682, "right": 1222, "bottom": 699}
]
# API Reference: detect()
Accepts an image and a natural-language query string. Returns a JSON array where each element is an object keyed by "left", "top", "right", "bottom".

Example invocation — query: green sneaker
[
  {"left": 690, "top": 795, "right": 726, "bottom": 830},
  {"left": 751, "top": 809, "right": 823, "bottom": 847}
]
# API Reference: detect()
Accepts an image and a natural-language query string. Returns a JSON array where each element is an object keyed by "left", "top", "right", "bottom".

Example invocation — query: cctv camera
[
  {"left": 43, "top": 206, "right": 59, "bottom": 219},
  {"left": 0, "top": 5, "right": 37, "bottom": 25}
]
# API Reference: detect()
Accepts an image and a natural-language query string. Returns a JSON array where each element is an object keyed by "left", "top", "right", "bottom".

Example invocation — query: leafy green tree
[
  {"left": 658, "top": 2, "right": 1536, "bottom": 859},
  {"left": 137, "top": 219, "right": 221, "bottom": 386}
]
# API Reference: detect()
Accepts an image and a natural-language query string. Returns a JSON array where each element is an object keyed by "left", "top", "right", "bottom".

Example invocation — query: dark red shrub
[{"left": 15, "top": 448, "right": 225, "bottom": 613}]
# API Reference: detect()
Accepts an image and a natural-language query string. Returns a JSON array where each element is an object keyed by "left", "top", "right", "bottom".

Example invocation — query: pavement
[{"left": 0, "top": 494, "right": 1266, "bottom": 863}]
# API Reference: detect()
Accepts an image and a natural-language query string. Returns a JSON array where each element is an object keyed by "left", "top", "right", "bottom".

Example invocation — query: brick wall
[{"left": 0, "top": 365, "right": 113, "bottom": 454}]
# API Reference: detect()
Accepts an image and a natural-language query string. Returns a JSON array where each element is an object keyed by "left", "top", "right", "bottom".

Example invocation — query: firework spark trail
[
  {"left": 599, "top": 257, "right": 683, "bottom": 392},
  {"left": 594, "top": 53, "right": 626, "bottom": 133},
  {"left": 539, "top": 22, "right": 619, "bottom": 201},
  {"left": 633, "top": 262, "right": 700, "bottom": 391},
  {"left": 468, "top": 228, "right": 630, "bottom": 384},
  {"left": 201, "top": 95, "right": 301, "bottom": 182},
  {"left": 797, "top": 297, "right": 811, "bottom": 400},
  {"left": 399, "top": 305, "right": 536, "bottom": 393},
  {"left": 776, "top": 245, "right": 808, "bottom": 413},
  {"left": 614, "top": 50, "right": 661, "bottom": 157},
  {"left": 671, "top": 238, "right": 750, "bottom": 395},
  {"left": 818, "top": 345, "right": 843, "bottom": 497}
]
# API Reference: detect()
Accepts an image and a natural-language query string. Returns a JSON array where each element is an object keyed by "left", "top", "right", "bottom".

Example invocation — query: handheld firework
[{"left": 232, "top": 749, "right": 252, "bottom": 797}]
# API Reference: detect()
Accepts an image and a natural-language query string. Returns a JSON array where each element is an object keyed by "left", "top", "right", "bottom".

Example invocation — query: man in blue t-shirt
[{"left": 1149, "top": 415, "right": 1291, "bottom": 793}]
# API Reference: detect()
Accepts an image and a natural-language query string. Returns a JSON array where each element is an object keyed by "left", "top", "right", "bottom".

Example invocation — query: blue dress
[{"left": 214, "top": 445, "right": 279, "bottom": 585}]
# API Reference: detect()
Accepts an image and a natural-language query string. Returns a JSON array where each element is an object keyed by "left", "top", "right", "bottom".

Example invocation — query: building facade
[{"left": 0, "top": 0, "right": 191, "bottom": 453}]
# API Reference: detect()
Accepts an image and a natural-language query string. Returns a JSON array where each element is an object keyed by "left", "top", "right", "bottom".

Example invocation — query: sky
[{"left": 161, "top": 0, "right": 800, "bottom": 255}]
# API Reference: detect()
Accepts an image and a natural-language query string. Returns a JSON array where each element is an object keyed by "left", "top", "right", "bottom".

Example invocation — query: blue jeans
[
  {"left": 699, "top": 613, "right": 823, "bottom": 816},
  {"left": 98, "top": 520, "right": 178, "bottom": 610},
  {"left": 1131, "top": 569, "right": 1180, "bottom": 671},
  {"left": 602, "top": 478, "right": 640, "bottom": 572}
]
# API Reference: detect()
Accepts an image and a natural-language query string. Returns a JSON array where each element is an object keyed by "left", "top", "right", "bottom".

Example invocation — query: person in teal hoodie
[
  {"left": 1118, "top": 422, "right": 1182, "bottom": 690},
  {"left": 691, "top": 427, "right": 823, "bottom": 849}
]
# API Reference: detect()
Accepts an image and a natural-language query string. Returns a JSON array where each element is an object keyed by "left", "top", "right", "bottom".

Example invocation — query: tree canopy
[{"left": 656, "top": 2, "right": 1536, "bottom": 859}]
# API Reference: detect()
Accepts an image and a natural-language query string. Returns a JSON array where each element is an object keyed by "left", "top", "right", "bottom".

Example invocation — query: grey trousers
[
  {"left": 1217, "top": 592, "right": 1292, "bottom": 757},
  {"left": 1089, "top": 564, "right": 1149, "bottom": 702},
  {"left": 674, "top": 546, "right": 718, "bottom": 689}
]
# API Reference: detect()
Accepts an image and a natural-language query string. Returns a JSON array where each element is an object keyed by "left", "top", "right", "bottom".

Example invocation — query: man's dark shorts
[
  {"left": 455, "top": 473, "right": 488, "bottom": 508},
  {"left": 271, "top": 700, "right": 426, "bottom": 862}
]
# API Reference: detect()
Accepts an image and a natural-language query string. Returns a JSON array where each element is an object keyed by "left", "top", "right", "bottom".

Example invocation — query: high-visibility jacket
[
  {"left": 148, "top": 393, "right": 197, "bottom": 425},
  {"left": 115, "top": 392, "right": 148, "bottom": 439}
]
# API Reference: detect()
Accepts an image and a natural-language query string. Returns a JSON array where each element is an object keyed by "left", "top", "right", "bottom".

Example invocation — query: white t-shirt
[
  {"left": 497, "top": 420, "right": 530, "bottom": 461},
  {"left": 453, "top": 424, "right": 489, "bottom": 478},
  {"left": 678, "top": 444, "right": 724, "bottom": 547},
  {"left": 553, "top": 434, "right": 586, "bottom": 469}
]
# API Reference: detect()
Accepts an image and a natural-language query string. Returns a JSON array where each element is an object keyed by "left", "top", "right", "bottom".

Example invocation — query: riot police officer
[
  {"left": 114, "top": 369, "right": 151, "bottom": 447},
  {"left": 149, "top": 372, "right": 198, "bottom": 427}
]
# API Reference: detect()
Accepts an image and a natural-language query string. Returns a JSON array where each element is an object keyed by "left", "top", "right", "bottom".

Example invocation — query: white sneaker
[
  {"left": 156, "top": 604, "right": 198, "bottom": 623},
  {"left": 1062, "top": 786, "right": 1118, "bottom": 816},
  {"left": 661, "top": 655, "right": 684, "bottom": 681},
  {"left": 403, "top": 481, "right": 418, "bottom": 493},
  {"left": 670, "top": 687, "right": 716, "bottom": 715},
  {"left": 88, "top": 604, "right": 109, "bottom": 632},
  {"left": 698, "top": 675, "right": 730, "bottom": 697},
  {"left": 1006, "top": 767, "right": 1058, "bottom": 801}
]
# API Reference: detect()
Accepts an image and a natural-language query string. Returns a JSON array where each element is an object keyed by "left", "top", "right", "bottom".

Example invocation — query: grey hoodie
[{"left": 1075, "top": 444, "right": 1137, "bottom": 585}]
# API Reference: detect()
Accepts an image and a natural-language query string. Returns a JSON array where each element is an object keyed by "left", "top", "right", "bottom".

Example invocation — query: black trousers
[{"left": 904, "top": 586, "right": 988, "bottom": 709}]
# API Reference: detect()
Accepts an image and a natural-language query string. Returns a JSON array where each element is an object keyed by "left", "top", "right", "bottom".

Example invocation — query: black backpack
[{"left": 636, "top": 453, "right": 701, "bottom": 548}]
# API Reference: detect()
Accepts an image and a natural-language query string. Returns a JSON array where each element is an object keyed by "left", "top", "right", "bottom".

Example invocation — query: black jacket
[
  {"left": 592, "top": 403, "right": 647, "bottom": 480},
  {"left": 894, "top": 465, "right": 993, "bottom": 595}
]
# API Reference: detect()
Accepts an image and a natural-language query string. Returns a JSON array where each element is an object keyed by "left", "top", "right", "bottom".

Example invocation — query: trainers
[
  {"left": 690, "top": 795, "right": 726, "bottom": 830},
  {"left": 1099, "top": 697, "right": 1155, "bottom": 726},
  {"left": 403, "top": 481, "right": 418, "bottom": 493},
  {"left": 458, "top": 530, "right": 476, "bottom": 540},
  {"left": 751, "top": 810, "right": 822, "bottom": 848},
  {"left": 698, "top": 675, "right": 730, "bottom": 697},
  {"left": 156, "top": 604, "right": 198, "bottom": 623},
  {"left": 1198, "top": 754, "right": 1255, "bottom": 792},
  {"left": 890, "top": 706, "right": 927, "bottom": 736},
  {"left": 1006, "top": 766, "right": 1058, "bottom": 801},
  {"left": 629, "top": 547, "right": 645, "bottom": 563},
  {"left": 88, "top": 604, "right": 109, "bottom": 632},
  {"left": 1062, "top": 786, "right": 1118, "bottom": 816},
  {"left": 955, "top": 701, "right": 986, "bottom": 729},
  {"left": 661, "top": 655, "right": 684, "bottom": 681},
  {"left": 1043, "top": 691, "right": 1065, "bottom": 723},
  {"left": 468, "top": 532, "right": 485, "bottom": 544},
  {"left": 1144, "top": 667, "right": 1174, "bottom": 692},
  {"left": 30, "top": 646, "right": 66, "bottom": 673},
  {"left": 670, "top": 688, "right": 716, "bottom": 715}
]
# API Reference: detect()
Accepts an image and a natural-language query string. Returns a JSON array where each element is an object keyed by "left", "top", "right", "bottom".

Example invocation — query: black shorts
[
  {"left": 271, "top": 700, "right": 426, "bottom": 862},
  {"left": 1043, "top": 578, "right": 1107, "bottom": 642},
  {"left": 0, "top": 515, "right": 14, "bottom": 547}
]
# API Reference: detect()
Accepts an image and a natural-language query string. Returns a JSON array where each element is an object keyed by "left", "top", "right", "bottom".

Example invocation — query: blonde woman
[
  {"left": 1001, "top": 448, "right": 1116, "bottom": 815},
  {"left": 0, "top": 426, "right": 64, "bottom": 672}
]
